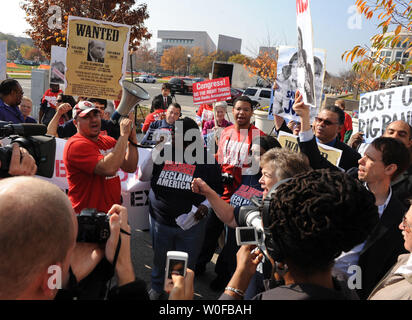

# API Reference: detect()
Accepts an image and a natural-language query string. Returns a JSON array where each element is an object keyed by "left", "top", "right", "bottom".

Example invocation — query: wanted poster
[{"left": 65, "top": 16, "right": 130, "bottom": 100}]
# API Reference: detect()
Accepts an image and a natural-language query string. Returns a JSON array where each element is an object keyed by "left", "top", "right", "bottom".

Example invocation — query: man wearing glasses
[
  {"left": 293, "top": 90, "right": 361, "bottom": 171},
  {"left": 0, "top": 79, "right": 25, "bottom": 124}
]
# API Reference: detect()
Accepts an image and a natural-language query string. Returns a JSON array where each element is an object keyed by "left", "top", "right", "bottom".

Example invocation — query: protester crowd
[{"left": 1, "top": 77, "right": 412, "bottom": 302}]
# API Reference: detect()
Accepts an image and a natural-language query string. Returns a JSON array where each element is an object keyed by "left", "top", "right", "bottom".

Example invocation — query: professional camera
[
  {"left": 237, "top": 195, "right": 265, "bottom": 246},
  {"left": 0, "top": 121, "right": 56, "bottom": 178},
  {"left": 221, "top": 172, "right": 234, "bottom": 185},
  {"left": 76, "top": 208, "right": 111, "bottom": 244}
]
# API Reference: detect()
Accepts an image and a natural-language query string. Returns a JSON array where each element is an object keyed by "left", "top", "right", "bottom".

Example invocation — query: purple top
[
  {"left": 0, "top": 99, "right": 25, "bottom": 124},
  {"left": 202, "top": 119, "right": 232, "bottom": 136},
  {"left": 24, "top": 116, "right": 37, "bottom": 123}
]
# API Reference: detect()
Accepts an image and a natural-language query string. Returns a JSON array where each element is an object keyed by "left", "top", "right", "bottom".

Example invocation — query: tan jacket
[{"left": 368, "top": 254, "right": 412, "bottom": 300}]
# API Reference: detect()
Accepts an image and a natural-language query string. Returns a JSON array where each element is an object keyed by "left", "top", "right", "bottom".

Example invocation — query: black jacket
[
  {"left": 220, "top": 276, "right": 359, "bottom": 300},
  {"left": 298, "top": 135, "right": 361, "bottom": 171},
  {"left": 151, "top": 95, "right": 172, "bottom": 112},
  {"left": 357, "top": 191, "right": 407, "bottom": 299},
  {"left": 391, "top": 164, "right": 412, "bottom": 208}
]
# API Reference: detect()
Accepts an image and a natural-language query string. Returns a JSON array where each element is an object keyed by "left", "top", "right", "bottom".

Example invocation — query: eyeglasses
[
  {"left": 315, "top": 117, "right": 339, "bottom": 126},
  {"left": 402, "top": 214, "right": 412, "bottom": 232}
]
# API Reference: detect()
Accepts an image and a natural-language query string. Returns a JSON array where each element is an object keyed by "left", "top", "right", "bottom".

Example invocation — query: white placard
[{"left": 359, "top": 85, "right": 412, "bottom": 143}]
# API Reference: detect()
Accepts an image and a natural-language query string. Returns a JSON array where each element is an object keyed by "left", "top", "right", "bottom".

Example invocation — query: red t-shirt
[
  {"left": 340, "top": 112, "right": 353, "bottom": 142},
  {"left": 63, "top": 133, "right": 121, "bottom": 214},
  {"left": 216, "top": 125, "right": 265, "bottom": 202},
  {"left": 142, "top": 109, "right": 166, "bottom": 133},
  {"left": 41, "top": 89, "right": 63, "bottom": 110},
  {"left": 196, "top": 104, "right": 214, "bottom": 128}
]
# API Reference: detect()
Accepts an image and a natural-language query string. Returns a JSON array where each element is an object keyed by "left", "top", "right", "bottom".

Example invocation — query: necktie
[{"left": 164, "top": 97, "right": 167, "bottom": 108}]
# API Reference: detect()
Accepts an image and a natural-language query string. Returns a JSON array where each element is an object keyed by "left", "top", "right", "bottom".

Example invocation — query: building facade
[
  {"left": 217, "top": 35, "right": 242, "bottom": 53},
  {"left": 157, "top": 30, "right": 216, "bottom": 56},
  {"left": 371, "top": 29, "right": 412, "bottom": 87}
]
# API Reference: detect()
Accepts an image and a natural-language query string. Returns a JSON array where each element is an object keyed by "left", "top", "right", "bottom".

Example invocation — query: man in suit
[
  {"left": 334, "top": 137, "right": 410, "bottom": 299},
  {"left": 349, "top": 120, "right": 412, "bottom": 207},
  {"left": 150, "top": 83, "right": 172, "bottom": 112},
  {"left": 87, "top": 40, "right": 105, "bottom": 63},
  {"left": 293, "top": 90, "right": 361, "bottom": 171}
]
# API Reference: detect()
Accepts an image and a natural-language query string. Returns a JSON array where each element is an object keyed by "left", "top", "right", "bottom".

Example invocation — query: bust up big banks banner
[
  {"left": 65, "top": 16, "right": 130, "bottom": 100},
  {"left": 359, "top": 85, "right": 412, "bottom": 143}
]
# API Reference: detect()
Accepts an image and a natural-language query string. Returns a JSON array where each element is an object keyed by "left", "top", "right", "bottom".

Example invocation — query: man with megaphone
[{"left": 63, "top": 100, "right": 139, "bottom": 214}]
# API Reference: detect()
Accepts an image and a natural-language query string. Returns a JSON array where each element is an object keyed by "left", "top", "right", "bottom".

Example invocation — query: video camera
[
  {"left": 0, "top": 121, "right": 56, "bottom": 178},
  {"left": 237, "top": 195, "right": 265, "bottom": 246},
  {"left": 221, "top": 173, "right": 234, "bottom": 185},
  {"left": 76, "top": 208, "right": 111, "bottom": 244},
  {"left": 237, "top": 178, "right": 292, "bottom": 247}
]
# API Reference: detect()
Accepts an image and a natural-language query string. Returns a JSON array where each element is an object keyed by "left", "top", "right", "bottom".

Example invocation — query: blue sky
[{"left": 2, "top": 0, "right": 383, "bottom": 75}]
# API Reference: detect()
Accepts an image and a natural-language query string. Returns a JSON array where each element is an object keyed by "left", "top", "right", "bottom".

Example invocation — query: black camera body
[
  {"left": 221, "top": 172, "right": 234, "bottom": 185},
  {"left": 77, "top": 208, "right": 111, "bottom": 244},
  {"left": 0, "top": 122, "right": 56, "bottom": 178}
]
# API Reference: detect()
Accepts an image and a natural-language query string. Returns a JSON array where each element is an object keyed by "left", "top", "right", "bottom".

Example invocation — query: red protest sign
[{"left": 192, "top": 77, "right": 231, "bottom": 105}]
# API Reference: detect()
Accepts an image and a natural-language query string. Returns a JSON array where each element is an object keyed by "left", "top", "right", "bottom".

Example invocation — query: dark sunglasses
[{"left": 315, "top": 117, "right": 339, "bottom": 126}]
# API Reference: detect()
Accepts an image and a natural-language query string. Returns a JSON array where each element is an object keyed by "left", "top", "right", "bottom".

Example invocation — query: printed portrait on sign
[
  {"left": 297, "top": 27, "right": 315, "bottom": 105},
  {"left": 87, "top": 40, "right": 106, "bottom": 63}
]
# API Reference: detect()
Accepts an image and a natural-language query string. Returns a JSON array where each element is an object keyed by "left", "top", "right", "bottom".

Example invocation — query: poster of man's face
[
  {"left": 87, "top": 40, "right": 106, "bottom": 63},
  {"left": 270, "top": 46, "right": 326, "bottom": 122}
]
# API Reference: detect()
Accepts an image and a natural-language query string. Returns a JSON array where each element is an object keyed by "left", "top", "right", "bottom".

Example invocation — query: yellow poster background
[
  {"left": 278, "top": 131, "right": 343, "bottom": 167},
  {"left": 65, "top": 16, "right": 130, "bottom": 100}
]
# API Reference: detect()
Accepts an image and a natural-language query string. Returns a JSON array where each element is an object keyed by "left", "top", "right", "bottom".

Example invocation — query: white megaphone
[{"left": 111, "top": 80, "right": 150, "bottom": 125}]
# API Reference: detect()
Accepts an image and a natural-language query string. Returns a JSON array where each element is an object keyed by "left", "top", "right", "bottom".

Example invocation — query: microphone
[{"left": 0, "top": 121, "right": 47, "bottom": 137}]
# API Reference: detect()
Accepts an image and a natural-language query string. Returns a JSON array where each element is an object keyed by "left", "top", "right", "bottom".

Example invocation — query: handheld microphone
[{"left": 0, "top": 121, "right": 47, "bottom": 137}]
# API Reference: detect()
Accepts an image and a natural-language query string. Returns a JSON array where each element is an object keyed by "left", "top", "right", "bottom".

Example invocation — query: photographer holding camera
[
  {"left": 219, "top": 170, "right": 380, "bottom": 300},
  {"left": 0, "top": 176, "right": 190, "bottom": 300},
  {"left": 0, "top": 143, "right": 37, "bottom": 177}
]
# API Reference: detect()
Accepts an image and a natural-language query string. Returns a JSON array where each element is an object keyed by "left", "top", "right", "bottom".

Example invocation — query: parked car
[
  {"left": 192, "top": 78, "right": 205, "bottom": 83},
  {"left": 168, "top": 77, "right": 192, "bottom": 95},
  {"left": 242, "top": 87, "right": 272, "bottom": 109},
  {"left": 228, "top": 88, "right": 244, "bottom": 105},
  {"left": 134, "top": 74, "right": 156, "bottom": 83}
]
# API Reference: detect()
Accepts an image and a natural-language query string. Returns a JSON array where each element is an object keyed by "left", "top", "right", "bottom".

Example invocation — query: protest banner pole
[{"left": 130, "top": 49, "right": 134, "bottom": 82}]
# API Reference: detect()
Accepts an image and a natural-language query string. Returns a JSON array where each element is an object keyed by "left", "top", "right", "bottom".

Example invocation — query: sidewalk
[{"left": 130, "top": 226, "right": 224, "bottom": 300}]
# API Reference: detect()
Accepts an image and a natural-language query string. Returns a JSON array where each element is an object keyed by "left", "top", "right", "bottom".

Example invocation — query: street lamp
[{"left": 187, "top": 54, "right": 191, "bottom": 76}]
